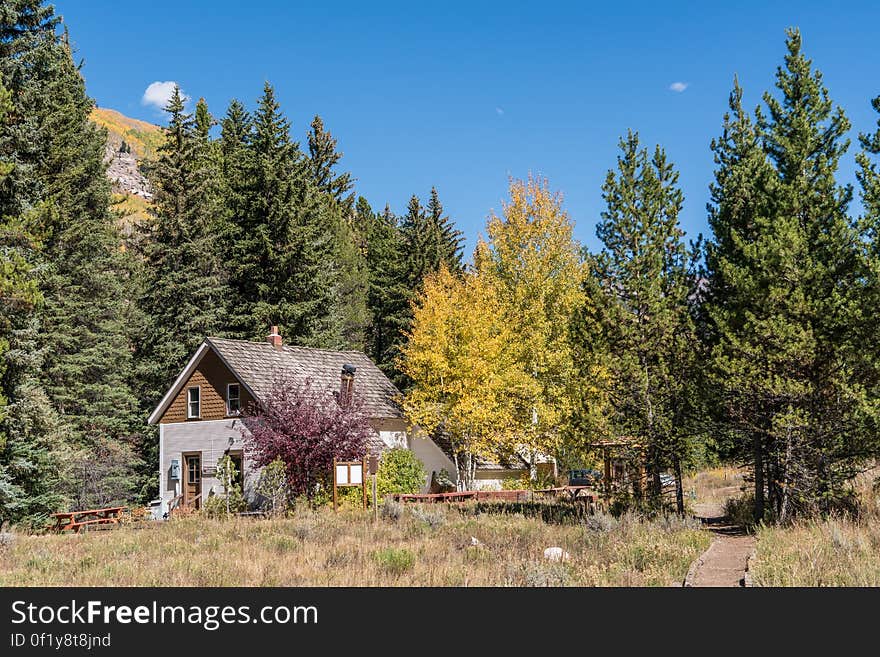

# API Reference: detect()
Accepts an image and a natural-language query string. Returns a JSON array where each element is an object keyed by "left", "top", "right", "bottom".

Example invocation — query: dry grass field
[
  {"left": 0, "top": 505, "right": 710, "bottom": 587},
  {"left": 750, "top": 469, "right": 880, "bottom": 586},
  {"left": 682, "top": 466, "right": 746, "bottom": 513}
]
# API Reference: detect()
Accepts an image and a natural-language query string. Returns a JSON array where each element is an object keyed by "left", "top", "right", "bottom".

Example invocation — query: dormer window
[
  {"left": 227, "top": 383, "right": 241, "bottom": 415},
  {"left": 187, "top": 387, "right": 201, "bottom": 419}
]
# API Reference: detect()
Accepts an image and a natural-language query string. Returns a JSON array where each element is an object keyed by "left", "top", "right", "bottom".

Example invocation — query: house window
[
  {"left": 187, "top": 387, "right": 201, "bottom": 419},
  {"left": 227, "top": 383, "right": 241, "bottom": 415}
]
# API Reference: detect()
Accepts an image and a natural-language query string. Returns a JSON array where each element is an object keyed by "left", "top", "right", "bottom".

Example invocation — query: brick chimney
[
  {"left": 339, "top": 364, "right": 356, "bottom": 406},
  {"left": 267, "top": 326, "right": 282, "bottom": 349}
]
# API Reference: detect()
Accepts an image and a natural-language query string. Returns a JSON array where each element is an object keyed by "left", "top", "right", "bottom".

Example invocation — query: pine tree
[
  {"left": 135, "top": 87, "right": 231, "bottom": 406},
  {"left": 757, "top": 29, "right": 873, "bottom": 518},
  {"left": 703, "top": 78, "right": 781, "bottom": 521},
  {"left": 194, "top": 97, "right": 213, "bottom": 142},
  {"left": 307, "top": 114, "right": 354, "bottom": 215},
  {"left": 858, "top": 92, "right": 880, "bottom": 350},
  {"left": 0, "top": 77, "right": 64, "bottom": 528},
  {"left": 226, "top": 83, "right": 340, "bottom": 346},
  {"left": 586, "top": 132, "right": 699, "bottom": 510},
  {"left": 400, "top": 190, "right": 464, "bottom": 289},
  {"left": 427, "top": 187, "right": 464, "bottom": 270},
  {"left": 706, "top": 30, "right": 876, "bottom": 520},
  {"left": 0, "top": 1, "right": 141, "bottom": 512},
  {"left": 0, "top": 318, "right": 68, "bottom": 529},
  {"left": 358, "top": 198, "right": 410, "bottom": 382},
  {"left": 5, "top": 16, "right": 140, "bottom": 445}
]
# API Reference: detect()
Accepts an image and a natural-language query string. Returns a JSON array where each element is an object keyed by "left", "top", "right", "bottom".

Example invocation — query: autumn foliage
[
  {"left": 242, "top": 376, "right": 372, "bottom": 499},
  {"left": 399, "top": 177, "right": 594, "bottom": 487}
]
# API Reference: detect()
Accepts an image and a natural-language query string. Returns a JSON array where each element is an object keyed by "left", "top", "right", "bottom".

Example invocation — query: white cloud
[
  {"left": 669, "top": 82, "right": 689, "bottom": 93},
  {"left": 495, "top": 106, "right": 504, "bottom": 116},
  {"left": 142, "top": 81, "right": 185, "bottom": 110}
]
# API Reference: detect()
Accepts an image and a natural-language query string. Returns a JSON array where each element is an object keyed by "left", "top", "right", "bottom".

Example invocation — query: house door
[{"left": 184, "top": 453, "right": 201, "bottom": 509}]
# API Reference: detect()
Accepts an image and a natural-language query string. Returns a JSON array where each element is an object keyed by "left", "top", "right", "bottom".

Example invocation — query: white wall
[
  {"left": 160, "top": 417, "right": 461, "bottom": 501},
  {"left": 371, "top": 418, "right": 408, "bottom": 450},
  {"left": 407, "top": 427, "right": 457, "bottom": 492},
  {"left": 160, "top": 419, "right": 256, "bottom": 506}
]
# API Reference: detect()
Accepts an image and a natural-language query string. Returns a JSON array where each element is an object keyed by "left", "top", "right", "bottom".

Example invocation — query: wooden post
[
  {"left": 332, "top": 457, "right": 338, "bottom": 512},
  {"left": 604, "top": 447, "right": 611, "bottom": 496},
  {"left": 362, "top": 456, "right": 368, "bottom": 511},
  {"left": 372, "top": 473, "right": 378, "bottom": 521}
]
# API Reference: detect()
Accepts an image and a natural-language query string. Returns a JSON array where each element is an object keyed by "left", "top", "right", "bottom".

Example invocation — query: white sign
[
  {"left": 349, "top": 464, "right": 363, "bottom": 485},
  {"left": 336, "top": 464, "right": 349, "bottom": 485}
]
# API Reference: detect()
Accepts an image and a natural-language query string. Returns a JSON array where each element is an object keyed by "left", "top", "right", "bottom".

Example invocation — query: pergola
[{"left": 585, "top": 440, "right": 647, "bottom": 497}]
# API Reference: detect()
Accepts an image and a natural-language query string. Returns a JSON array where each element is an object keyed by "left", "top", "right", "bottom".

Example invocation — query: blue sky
[{"left": 58, "top": 0, "right": 880, "bottom": 256}]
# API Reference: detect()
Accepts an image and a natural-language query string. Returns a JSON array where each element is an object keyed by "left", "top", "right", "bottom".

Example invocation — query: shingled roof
[
  {"left": 205, "top": 337, "right": 404, "bottom": 420},
  {"left": 147, "top": 336, "right": 404, "bottom": 430}
]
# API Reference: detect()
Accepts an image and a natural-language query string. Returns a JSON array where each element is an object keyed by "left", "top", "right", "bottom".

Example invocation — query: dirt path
[{"left": 685, "top": 506, "right": 756, "bottom": 587}]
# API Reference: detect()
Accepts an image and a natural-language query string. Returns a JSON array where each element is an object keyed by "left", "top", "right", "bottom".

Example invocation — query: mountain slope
[
  {"left": 90, "top": 107, "right": 162, "bottom": 225},
  {"left": 91, "top": 107, "right": 163, "bottom": 159}
]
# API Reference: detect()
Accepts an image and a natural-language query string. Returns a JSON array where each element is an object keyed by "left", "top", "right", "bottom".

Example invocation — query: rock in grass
[{"left": 543, "top": 546, "right": 570, "bottom": 562}]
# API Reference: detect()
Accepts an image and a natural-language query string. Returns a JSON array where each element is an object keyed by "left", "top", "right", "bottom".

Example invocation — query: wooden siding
[{"left": 159, "top": 348, "right": 254, "bottom": 424}]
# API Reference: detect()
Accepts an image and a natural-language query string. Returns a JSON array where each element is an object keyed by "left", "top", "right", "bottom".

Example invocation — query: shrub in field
[
  {"left": 0, "top": 532, "right": 15, "bottom": 550},
  {"left": 256, "top": 458, "right": 290, "bottom": 516},
  {"left": 409, "top": 505, "right": 446, "bottom": 528},
  {"left": 203, "top": 455, "right": 246, "bottom": 518},
  {"left": 372, "top": 547, "right": 415, "bottom": 575},
  {"left": 380, "top": 499, "right": 404, "bottom": 521},
  {"left": 584, "top": 513, "right": 618, "bottom": 533},
  {"left": 723, "top": 494, "right": 764, "bottom": 530},
  {"left": 511, "top": 562, "right": 572, "bottom": 587},
  {"left": 377, "top": 448, "right": 426, "bottom": 498}
]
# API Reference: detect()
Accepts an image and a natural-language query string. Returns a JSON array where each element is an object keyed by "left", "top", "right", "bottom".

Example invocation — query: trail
[{"left": 684, "top": 501, "right": 756, "bottom": 587}]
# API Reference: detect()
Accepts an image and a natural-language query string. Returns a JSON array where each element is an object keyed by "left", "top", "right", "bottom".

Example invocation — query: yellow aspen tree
[
  {"left": 476, "top": 177, "right": 589, "bottom": 474},
  {"left": 398, "top": 266, "right": 526, "bottom": 489}
]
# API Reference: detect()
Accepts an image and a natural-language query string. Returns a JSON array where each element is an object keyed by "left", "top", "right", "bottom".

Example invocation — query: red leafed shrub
[{"left": 242, "top": 376, "right": 372, "bottom": 500}]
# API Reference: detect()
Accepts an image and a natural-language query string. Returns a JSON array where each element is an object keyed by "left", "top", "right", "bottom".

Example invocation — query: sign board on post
[{"left": 332, "top": 457, "right": 368, "bottom": 511}]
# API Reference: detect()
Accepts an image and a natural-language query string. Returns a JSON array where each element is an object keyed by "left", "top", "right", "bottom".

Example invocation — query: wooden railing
[
  {"left": 167, "top": 493, "right": 201, "bottom": 517},
  {"left": 391, "top": 490, "right": 533, "bottom": 503}
]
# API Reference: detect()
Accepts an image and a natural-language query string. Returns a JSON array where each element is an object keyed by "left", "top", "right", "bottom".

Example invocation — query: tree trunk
[
  {"left": 753, "top": 431, "right": 765, "bottom": 523},
  {"left": 673, "top": 455, "right": 684, "bottom": 515},
  {"left": 779, "top": 423, "right": 793, "bottom": 524}
]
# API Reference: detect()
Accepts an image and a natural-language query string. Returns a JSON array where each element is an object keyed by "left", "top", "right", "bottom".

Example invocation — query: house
[{"left": 147, "top": 327, "right": 457, "bottom": 512}]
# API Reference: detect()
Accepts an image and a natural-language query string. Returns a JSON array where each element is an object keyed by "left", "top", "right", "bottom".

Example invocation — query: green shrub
[
  {"left": 432, "top": 469, "right": 456, "bottom": 493},
  {"left": 409, "top": 505, "right": 446, "bottom": 528},
  {"left": 380, "top": 499, "right": 404, "bottom": 522},
  {"left": 724, "top": 494, "right": 757, "bottom": 530},
  {"left": 335, "top": 485, "right": 368, "bottom": 509},
  {"left": 377, "top": 448, "right": 426, "bottom": 498},
  {"left": 372, "top": 547, "right": 415, "bottom": 575},
  {"left": 203, "top": 492, "right": 246, "bottom": 518},
  {"left": 256, "top": 458, "right": 290, "bottom": 516},
  {"left": 203, "top": 455, "right": 247, "bottom": 518}
]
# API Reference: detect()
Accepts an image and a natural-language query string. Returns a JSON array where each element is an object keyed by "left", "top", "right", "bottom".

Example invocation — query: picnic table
[{"left": 50, "top": 506, "right": 126, "bottom": 533}]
